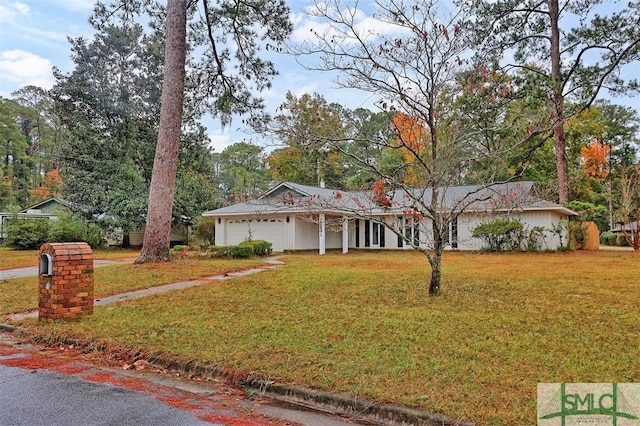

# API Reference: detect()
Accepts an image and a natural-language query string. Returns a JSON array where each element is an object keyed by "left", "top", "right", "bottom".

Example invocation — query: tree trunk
[
  {"left": 429, "top": 217, "right": 444, "bottom": 296},
  {"left": 135, "top": 0, "right": 187, "bottom": 264},
  {"left": 121, "top": 233, "right": 131, "bottom": 249},
  {"left": 549, "top": 0, "right": 570, "bottom": 204},
  {"left": 429, "top": 189, "right": 443, "bottom": 296},
  {"left": 429, "top": 250, "right": 442, "bottom": 296}
]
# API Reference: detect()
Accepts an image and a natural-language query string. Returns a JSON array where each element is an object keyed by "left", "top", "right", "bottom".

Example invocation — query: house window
[
  {"left": 364, "top": 220, "right": 370, "bottom": 247},
  {"left": 451, "top": 217, "right": 458, "bottom": 249},
  {"left": 355, "top": 220, "right": 360, "bottom": 247},
  {"left": 402, "top": 217, "right": 419, "bottom": 247},
  {"left": 442, "top": 218, "right": 459, "bottom": 249},
  {"left": 372, "top": 221, "right": 380, "bottom": 246}
]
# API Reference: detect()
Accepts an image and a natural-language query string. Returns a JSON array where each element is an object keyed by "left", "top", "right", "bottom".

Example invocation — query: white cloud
[
  {"left": 48, "top": 0, "right": 95, "bottom": 12},
  {"left": 206, "top": 128, "right": 232, "bottom": 153},
  {"left": 290, "top": 5, "right": 407, "bottom": 44},
  {"left": 0, "top": 50, "right": 55, "bottom": 96},
  {"left": 0, "top": 1, "right": 31, "bottom": 21}
]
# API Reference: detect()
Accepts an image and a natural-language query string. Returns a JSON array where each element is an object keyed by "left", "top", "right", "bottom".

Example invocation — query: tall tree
[
  {"left": 52, "top": 18, "right": 164, "bottom": 232},
  {"left": 265, "top": 92, "right": 348, "bottom": 188},
  {"left": 295, "top": 0, "right": 538, "bottom": 295},
  {"left": 28, "top": 168, "right": 63, "bottom": 203},
  {"left": 580, "top": 140, "right": 610, "bottom": 180},
  {"left": 136, "top": 0, "right": 187, "bottom": 263},
  {"left": 11, "top": 86, "right": 58, "bottom": 191},
  {"left": 465, "top": 0, "right": 640, "bottom": 203},
  {"left": 0, "top": 98, "right": 32, "bottom": 208},
  {"left": 94, "top": 0, "right": 292, "bottom": 261},
  {"left": 217, "top": 142, "right": 269, "bottom": 202},
  {"left": 341, "top": 108, "right": 395, "bottom": 189}
]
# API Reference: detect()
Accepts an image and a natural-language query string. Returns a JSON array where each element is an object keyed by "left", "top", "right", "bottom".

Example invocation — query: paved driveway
[{"left": 0, "top": 259, "right": 132, "bottom": 280}]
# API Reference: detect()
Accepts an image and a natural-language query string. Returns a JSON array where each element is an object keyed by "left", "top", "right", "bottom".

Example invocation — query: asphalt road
[
  {"left": 0, "top": 332, "right": 366, "bottom": 426},
  {"left": 0, "top": 258, "right": 374, "bottom": 426},
  {"left": 0, "top": 365, "right": 217, "bottom": 426}
]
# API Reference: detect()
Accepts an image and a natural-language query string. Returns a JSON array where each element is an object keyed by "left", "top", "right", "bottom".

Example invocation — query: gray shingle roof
[{"left": 203, "top": 181, "right": 577, "bottom": 217}]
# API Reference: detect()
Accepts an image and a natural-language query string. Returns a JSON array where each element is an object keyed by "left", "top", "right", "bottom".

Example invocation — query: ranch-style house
[{"left": 202, "top": 181, "right": 577, "bottom": 253}]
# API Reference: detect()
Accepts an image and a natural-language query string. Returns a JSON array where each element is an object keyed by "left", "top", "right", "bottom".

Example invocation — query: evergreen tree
[{"left": 464, "top": 0, "right": 640, "bottom": 203}]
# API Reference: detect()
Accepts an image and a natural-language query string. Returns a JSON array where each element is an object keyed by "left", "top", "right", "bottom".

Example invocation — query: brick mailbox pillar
[{"left": 38, "top": 242, "right": 94, "bottom": 322}]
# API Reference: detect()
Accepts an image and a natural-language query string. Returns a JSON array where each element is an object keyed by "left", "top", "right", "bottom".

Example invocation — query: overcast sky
[
  {"left": 0, "top": 0, "right": 380, "bottom": 152},
  {"left": 1, "top": 0, "right": 638, "bottom": 152}
]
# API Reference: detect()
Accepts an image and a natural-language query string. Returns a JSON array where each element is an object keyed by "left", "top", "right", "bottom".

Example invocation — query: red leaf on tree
[{"left": 372, "top": 179, "right": 392, "bottom": 207}]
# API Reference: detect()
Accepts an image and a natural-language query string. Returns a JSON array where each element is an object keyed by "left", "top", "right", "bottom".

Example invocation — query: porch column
[
  {"left": 216, "top": 218, "right": 225, "bottom": 246},
  {"left": 319, "top": 213, "right": 326, "bottom": 255},
  {"left": 342, "top": 217, "right": 349, "bottom": 254}
]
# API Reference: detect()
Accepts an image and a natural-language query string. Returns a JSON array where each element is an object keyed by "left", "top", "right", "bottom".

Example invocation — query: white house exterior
[{"left": 202, "top": 181, "right": 577, "bottom": 253}]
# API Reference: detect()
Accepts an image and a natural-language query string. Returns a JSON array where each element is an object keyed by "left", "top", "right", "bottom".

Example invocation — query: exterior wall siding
[
  {"left": 295, "top": 217, "right": 319, "bottom": 250},
  {"left": 457, "top": 211, "right": 568, "bottom": 251},
  {"left": 211, "top": 210, "right": 570, "bottom": 252}
]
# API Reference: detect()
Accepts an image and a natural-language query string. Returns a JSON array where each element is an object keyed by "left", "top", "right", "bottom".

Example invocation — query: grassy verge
[
  {"left": 9, "top": 251, "right": 640, "bottom": 425},
  {"left": 0, "top": 257, "right": 267, "bottom": 314},
  {"left": 0, "top": 247, "right": 141, "bottom": 270}
]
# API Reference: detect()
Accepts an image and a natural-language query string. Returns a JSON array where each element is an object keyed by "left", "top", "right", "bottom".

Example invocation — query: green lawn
[
  {"left": 0, "top": 256, "right": 268, "bottom": 315},
  {"left": 5, "top": 251, "right": 640, "bottom": 425},
  {"left": 0, "top": 247, "right": 141, "bottom": 270}
]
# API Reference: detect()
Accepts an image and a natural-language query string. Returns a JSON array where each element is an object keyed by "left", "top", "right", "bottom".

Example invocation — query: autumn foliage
[
  {"left": 28, "top": 169, "right": 63, "bottom": 204},
  {"left": 580, "top": 140, "right": 610, "bottom": 180},
  {"left": 392, "top": 112, "right": 428, "bottom": 154},
  {"left": 372, "top": 179, "right": 392, "bottom": 207},
  {"left": 392, "top": 112, "right": 430, "bottom": 185}
]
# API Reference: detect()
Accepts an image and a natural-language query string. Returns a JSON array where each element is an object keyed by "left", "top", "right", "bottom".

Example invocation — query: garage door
[{"left": 224, "top": 217, "right": 285, "bottom": 252}]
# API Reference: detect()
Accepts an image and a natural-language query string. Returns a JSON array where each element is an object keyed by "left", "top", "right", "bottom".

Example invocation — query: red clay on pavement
[
  {"left": 0, "top": 346, "right": 21, "bottom": 356},
  {"left": 157, "top": 396, "right": 202, "bottom": 411},
  {"left": 84, "top": 371, "right": 157, "bottom": 392},
  {"left": 0, "top": 353, "right": 68, "bottom": 370},
  {"left": 50, "top": 364, "right": 88, "bottom": 375},
  {"left": 0, "top": 339, "right": 298, "bottom": 426}
]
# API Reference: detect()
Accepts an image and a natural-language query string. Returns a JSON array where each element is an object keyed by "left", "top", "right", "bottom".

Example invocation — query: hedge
[{"left": 238, "top": 240, "right": 273, "bottom": 256}]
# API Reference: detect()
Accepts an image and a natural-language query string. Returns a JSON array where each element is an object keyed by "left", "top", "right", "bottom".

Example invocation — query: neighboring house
[
  {"left": 0, "top": 198, "right": 70, "bottom": 241},
  {"left": 202, "top": 181, "right": 577, "bottom": 253},
  {"left": 0, "top": 198, "right": 189, "bottom": 247},
  {"left": 610, "top": 220, "right": 639, "bottom": 248},
  {"left": 19, "top": 198, "right": 73, "bottom": 215},
  {"left": 611, "top": 220, "right": 639, "bottom": 234},
  {"left": 126, "top": 222, "right": 190, "bottom": 247}
]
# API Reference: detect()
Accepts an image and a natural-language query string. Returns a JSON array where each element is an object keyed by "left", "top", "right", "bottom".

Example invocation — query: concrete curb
[
  {"left": 0, "top": 325, "right": 474, "bottom": 426},
  {"left": 0, "top": 255, "right": 474, "bottom": 426},
  {"left": 151, "top": 354, "right": 475, "bottom": 426}
]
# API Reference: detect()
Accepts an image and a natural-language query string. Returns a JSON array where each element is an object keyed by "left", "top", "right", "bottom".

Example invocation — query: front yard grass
[
  {"left": 6, "top": 251, "right": 640, "bottom": 425},
  {"left": 0, "top": 257, "right": 267, "bottom": 315},
  {"left": 0, "top": 247, "right": 141, "bottom": 270}
]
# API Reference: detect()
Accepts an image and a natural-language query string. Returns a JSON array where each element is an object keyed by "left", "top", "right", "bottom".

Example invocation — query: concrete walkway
[
  {"left": 0, "top": 258, "right": 136, "bottom": 280},
  {"left": 6, "top": 257, "right": 286, "bottom": 322}
]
